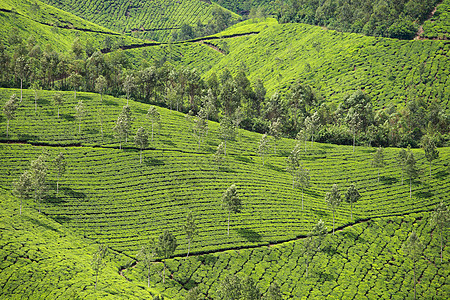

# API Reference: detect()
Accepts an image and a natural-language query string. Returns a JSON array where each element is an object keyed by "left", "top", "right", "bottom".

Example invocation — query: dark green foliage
[{"left": 275, "top": 0, "right": 439, "bottom": 39}]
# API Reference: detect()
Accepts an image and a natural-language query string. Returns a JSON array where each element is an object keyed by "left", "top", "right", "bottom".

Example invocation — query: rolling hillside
[
  {"left": 0, "top": 88, "right": 449, "bottom": 298},
  {"left": 42, "top": 0, "right": 240, "bottom": 42}
]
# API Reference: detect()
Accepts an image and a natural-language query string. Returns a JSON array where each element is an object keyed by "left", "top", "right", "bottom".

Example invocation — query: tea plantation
[{"left": 0, "top": 88, "right": 449, "bottom": 298}]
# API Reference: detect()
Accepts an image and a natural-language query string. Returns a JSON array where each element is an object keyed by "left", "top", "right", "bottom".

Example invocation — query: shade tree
[
  {"left": 13, "top": 170, "right": 32, "bottom": 215},
  {"left": 295, "top": 165, "right": 310, "bottom": 210},
  {"left": 91, "top": 244, "right": 108, "bottom": 290},
  {"left": 258, "top": 133, "right": 270, "bottom": 166},
  {"left": 52, "top": 92, "right": 64, "bottom": 118},
  {"left": 303, "top": 219, "right": 327, "bottom": 277},
  {"left": 371, "top": 146, "right": 385, "bottom": 182},
  {"left": 286, "top": 143, "right": 301, "bottom": 187},
  {"left": 183, "top": 211, "right": 197, "bottom": 258},
  {"left": 397, "top": 148, "right": 408, "bottom": 185},
  {"left": 53, "top": 152, "right": 66, "bottom": 194},
  {"left": 216, "top": 274, "right": 241, "bottom": 300},
  {"left": 431, "top": 202, "right": 449, "bottom": 263},
  {"left": 265, "top": 281, "right": 282, "bottom": 300},
  {"left": 344, "top": 183, "right": 361, "bottom": 221},
  {"left": 146, "top": 106, "right": 161, "bottom": 142},
  {"left": 219, "top": 116, "right": 237, "bottom": 155},
  {"left": 325, "top": 184, "right": 341, "bottom": 234},
  {"left": 95, "top": 75, "right": 107, "bottom": 102},
  {"left": 214, "top": 142, "right": 225, "bottom": 171},
  {"left": 269, "top": 118, "right": 282, "bottom": 154},
  {"left": 403, "top": 231, "right": 423, "bottom": 300},
  {"left": 68, "top": 72, "right": 83, "bottom": 100},
  {"left": 156, "top": 230, "right": 177, "bottom": 284},
  {"left": 405, "top": 146, "right": 420, "bottom": 199},
  {"left": 421, "top": 134, "right": 439, "bottom": 179},
  {"left": 30, "top": 155, "right": 47, "bottom": 213},
  {"left": 74, "top": 100, "right": 87, "bottom": 134},
  {"left": 134, "top": 127, "right": 148, "bottom": 163},
  {"left": 136, "top": 243, "right": 155, "bottom": 288},
  {"left": 221, "top": 184, "right": 241, "bottom": 236},
  {"left": 305, "top": 111, "right": 319, "bottom": 148},
  {"left": 3, "top": 93, "right": 18, "bottom": 138}
]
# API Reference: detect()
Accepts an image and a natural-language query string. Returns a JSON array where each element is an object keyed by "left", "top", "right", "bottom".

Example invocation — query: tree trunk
[
  {"left": 302, "top": 187, "right": 304, "bottom": 210},
  {"left": 351, "top": 203, "right": 353, "bottom": 221},
  {"left": 429, "top": 161, "right": 432, "bottom": 179},
  {"left": 187, "top": 239, "right": 191, "bottom": 258},
  {"left": 410, "top": 177, "right": 412, "bottom": 199},
  {"left": 151, "top": 123, "right": 154, "bottom": 142},
  {"left": 228, "top": 212, "right": 230, "bottom": 236},
  {"left": 353, "top": 132, "right": 355, "bottom": 153},
  {"left": 224, "top": 140, "right": 227, "bottom": 156},
  {"left": 95, "top": 269, "right": 98, "bottom": 289},
  {"left": 74, "top": 89, "right": 77, "bottom": 100},
  {"left": 413, "top": 262, "right": 416, "bottom": 300},
  {"left": 332, "top": 210, "right": 335, "bottom": 235},
  {"left": 20, "top": 79, "right": 23, "bottom": 103},
  {"left": 163, "top": 262, "right": 166, "bottom": 284}
]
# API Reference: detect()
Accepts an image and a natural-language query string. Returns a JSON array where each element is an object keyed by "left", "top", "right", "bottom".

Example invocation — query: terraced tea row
[
  {"left": 42, "top": 0, "right": 237, "bottom": 42},
  {"left": 128, "top": 212, "right": 449, "bottom": 299},
  {"left": 204, "top": 22, "right": 450, "bottom": 107},
  {"left": 0, "top": 189, "right": 155, "bottom": 299}
]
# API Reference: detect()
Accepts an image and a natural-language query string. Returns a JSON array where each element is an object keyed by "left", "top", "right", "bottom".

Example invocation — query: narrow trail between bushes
[{"left": 415, "top": 1, "right": 447, "bottom": 40}]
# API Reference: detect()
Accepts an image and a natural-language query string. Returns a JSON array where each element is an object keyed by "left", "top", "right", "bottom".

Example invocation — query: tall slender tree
[
  {"left": 219, "top": 116, "right": 237, "bottom": 155},
  {"left": 421, "top": 135, "right": 439, "bottom": 179},
  {"left": 403, "top": 231, "right": 423, "bottom": 300},
  {"left": 344, "top": 183, "right": 361, "bottom": 221},
  {"left": 92, "top": 244, "right": 108, "bottom": 290},
  {"left": 258, "top": 133, "right": 270, "bottom": 166},
  {"left": 123, "top": 74, "right": 135, "bottom": 105},
  {"left": 269, "top": 118, "right": 282, "bottom": 154},
  {"left": 134, "top": 127, "right": 148, "bottom": 164},
  {"left": 325, "top": 184, "right": 341, "bottom": 235},
  {"left": 136, "top": 243, "right": 155, "bottom": 288},
  {"left": 95, "top": 75, "right": 107, "bottom": 103},
  {"left": 303, "top": 219, "right": 327, "bottom": 277},
  {"left": 69, "top": 72, "right": 82, "bottom": 101},
  {"left": 405, "top": 147, "right": 419, "bottom": 199},
  {"left": 286, "top": 143, "right": 301, "bottom": 188},
  {"left": 13, "top": 170, "right": 32, "bottom": 215},
  {"left": 146, "top": 106, "right": 161, "bottom": 142},
  {"left": 30, "top": 155, "right": 47, "bottom": 213},
  {"left": 397, "top": 148, "right": 408, "bottom": 185},
  {"left": 53, "top": 92, "right": 64, "bottom": 118},
  {"left": 221, "top": 184, "right": 241, "bottom": 236},
  {"left": 371, "top": 146, "right": 385, "bottom": 182},
  {"left": 53, "top": 152, "right": 66, "bottom": 194},
  {"left": 183, "top": 211, "right": 197, "bottom": 258},
  {"left": 3, "top": 94, "right": 18, "bottom": 138},
  {"left": 74, "top": 100, "right": 87, "bottom": 134},
  {"left": 156, "top": 230, "right": 177, "bottom": 284},
  {"left": 431, "top": 202, "right": 449, "bottom": 263},
  {"left": 296, "top": 165, "right": 310, "bottom": 210}
]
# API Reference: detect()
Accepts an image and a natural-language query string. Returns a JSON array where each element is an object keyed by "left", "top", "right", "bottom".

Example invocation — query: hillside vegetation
[
  {"left": 42, "top": 0, "right": 240, "bottom": 42},
  {"left": 204, "top": 21, "right": 450, "bottom": 107},
  {"left": 0, "top": 188, "right": 156, "bottom": 299},
  {"left": 421, "top": 0, "right": 450, "bottom": 39}
]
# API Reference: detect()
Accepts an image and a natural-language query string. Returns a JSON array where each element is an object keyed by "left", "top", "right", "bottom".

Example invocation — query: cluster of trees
[
  {"left": 2, "top": 31, "right": 448, "bottom": 149},
  {"left": 274, "top": 0, "right": 440, "bottom": 39},
  {"left": 13, "top": 152, "right": 66, "bottom": 215}
]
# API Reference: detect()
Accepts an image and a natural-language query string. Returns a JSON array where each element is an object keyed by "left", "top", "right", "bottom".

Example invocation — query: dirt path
[{"left": 415, "top": 2, "right": 443, "bottom": 40}]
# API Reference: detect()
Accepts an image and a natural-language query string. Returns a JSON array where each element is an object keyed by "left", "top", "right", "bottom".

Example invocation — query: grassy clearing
[{"left": 0, "top": 188, "right": 157, "bottom": 299}]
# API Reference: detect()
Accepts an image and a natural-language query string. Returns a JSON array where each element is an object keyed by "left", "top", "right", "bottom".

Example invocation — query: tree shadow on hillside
[
  {"left": 144, "top": 157, "right": 165, "bottom": 166},
  {"left": 104, "top": 99, "right": 119, "bottom": 106},
  {"left": 416, "top": 190, "right": 434, "bottom": 199},
  {"left": 315, "top": 270, "right": 335, "bottom": 282},
  {"left": 435, "top": 170, "right": 448, "bottom": 179},
  {"left": 198, "top": 254, "right": 217, "bottom": 266},
  {"left": 237, "top": 228, "right": 262, "bottom": 242},
  {"left": 17, "top": 133, "right": 38, "bottom": 141},
  {"left": 234, "top": 155, "right": 253, "bottom": 164},
  {"left": 24, "top": 215, "right": 62, "bottom": 232},
  {"left": 61, "top": 114, "right": 75, "bottom": 121},
  {"left": 380, "top": 176, "right": 398, "bottom": 185},
  {"left": 265, "top": 163, "right": 284, "bottom": 172},
  {"left": 60, "top": 186, "right": 86, "bottom": 199},
  {"left": 311, "top": 208, "right": 328, "bottom": 218},
  {"left": 161, "top": 139, "right": 176, "bottom": 147}
]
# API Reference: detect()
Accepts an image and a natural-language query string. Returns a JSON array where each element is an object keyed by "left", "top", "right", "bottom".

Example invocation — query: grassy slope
[
  {"left": 203, "top": 20, "right": 450, "bottom": 108},
  {"left": 41, "top": 0, "right": 240, "bottom": 42},
  {"left": 421, "top": 0, "right": 450, "bottom": 39},
  {"left": 0, "top": 0, "right": 143, "bottom": 52},
  {"left": 0, "top": 188, "right": 158, "bottom": 299}
]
